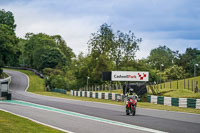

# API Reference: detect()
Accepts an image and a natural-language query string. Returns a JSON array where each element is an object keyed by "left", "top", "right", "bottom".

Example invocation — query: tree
[
  {"left": 87, "top": 23, "right": 115, "bottom": 84},
  {"left": 148, "top": 45, "right": 176, "bottom": 70},
  {"left": 113, "top": 30, "right": 141, "bottom": 69},
  {"left": 49, "top": 74, "right": 68, "bottom": 90},
  {"left": 43, "top": 68, "right": 68, "bottom": 90},
  {"left": 23, "top": 33, "right": 57, "bottom": 68},
  {"left": 39, "top": 48, "right": 66, "bottom": 70},
  {"left": 73, "top": 53, "right": 91, "bottom": 88},
  {"left": 0, "top": 9, "right": 19, "bottom": 75},
  {"left": 22, "top": 33, "right": 73, "bottom": 70},
  {"left": 87, "top": 23, "right": 141, "bottom": 83},
  {"left": 52, "top": 35, "right": 75, "bottom": 68},
  {"left": 0, "top": 9, "right": 16, "bottom": 31},
  {"left": 177, "top": 48, "right": 200, "bottom": 77},
  {"left": 164, "top": 65, "right": 186, "bottom": 80},
  {"left": 0, "top": 24, "right": 19, "bottom": 73}
]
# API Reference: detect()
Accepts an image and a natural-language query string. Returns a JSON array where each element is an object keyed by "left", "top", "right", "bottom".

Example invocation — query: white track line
[{"left": 0, "top": 108, "right": 74, "bottom": 133}]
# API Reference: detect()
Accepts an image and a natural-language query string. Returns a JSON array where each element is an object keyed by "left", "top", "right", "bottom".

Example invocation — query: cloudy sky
[{"left": 1, "top": 0, "right": 200, "bottom": 59}]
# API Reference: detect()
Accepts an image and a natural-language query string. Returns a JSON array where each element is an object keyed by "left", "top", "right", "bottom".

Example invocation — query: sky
[{"left": 1, "top": 0, "right": 200, "bottom": 59}]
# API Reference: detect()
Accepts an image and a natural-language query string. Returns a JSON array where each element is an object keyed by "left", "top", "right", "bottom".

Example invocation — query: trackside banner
[{"left": 111, "top": 71, "right": 149, "bottom": 82}]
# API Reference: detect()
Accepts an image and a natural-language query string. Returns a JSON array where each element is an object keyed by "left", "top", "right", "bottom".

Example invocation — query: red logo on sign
[{"left": 138, "top": 73, "right": 146, "bottom": 80}]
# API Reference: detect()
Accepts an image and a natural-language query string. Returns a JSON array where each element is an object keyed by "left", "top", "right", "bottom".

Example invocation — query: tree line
[{"left": 1, "top": 9, "right": 200, "bottom": 90}]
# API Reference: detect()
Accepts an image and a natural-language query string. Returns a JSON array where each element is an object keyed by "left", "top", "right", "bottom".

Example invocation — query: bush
[{"left": 50, "top": 75, "right": 67, "bottom": 89}]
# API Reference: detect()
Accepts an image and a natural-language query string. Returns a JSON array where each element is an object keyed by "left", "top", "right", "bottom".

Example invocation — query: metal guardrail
[
  {"left": 50, "top": 88, "right": 67, "bottom": 94},
  {"left": 4, "top": 66, "right": 44, "bottom": 78},
  {"left": 0, "top": 76, "right": 12, "bottom": 99},
  {"left": 0, "top": 76, "right": 11, "bottom": 83}
]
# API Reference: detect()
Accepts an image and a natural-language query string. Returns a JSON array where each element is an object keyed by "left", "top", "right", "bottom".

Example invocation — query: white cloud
[
  {"left": 1, "top": 1, "right": 109, "bottom": 55},
  {"left": 1, "top": 0, "right": 200, "bottom": 58},
  {"left": 135, "top": 39, "right": 200, "bottom": 59}
]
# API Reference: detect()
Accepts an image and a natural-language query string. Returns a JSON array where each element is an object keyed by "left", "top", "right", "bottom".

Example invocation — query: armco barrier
[
  {"left": 4, "top": 66, "right": 44, "bottom": 78},
  {"left": 148, "top": 95, "right": 200, "bottom": 109},
  {"left": 50, "top": 88, "right": 67, "bottom": 94},
  {"left": 71, "top": 90, "right": 124, "bottom": 102}
]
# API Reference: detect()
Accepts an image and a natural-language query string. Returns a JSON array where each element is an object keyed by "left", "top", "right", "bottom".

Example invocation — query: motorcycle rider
[
  {"left": 126, "top": 87, "right": 138, "bottom": 100},
  {"left": 127, "top": 87, "right": 137, "bottom": 98},
  {"left": 125, "top": 86, "right": 138, "bottom": 115}
]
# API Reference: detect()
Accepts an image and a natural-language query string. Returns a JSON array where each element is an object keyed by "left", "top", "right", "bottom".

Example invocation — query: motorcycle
[{"left": 125, "top": 95, "right": 137, "bottom": 116}]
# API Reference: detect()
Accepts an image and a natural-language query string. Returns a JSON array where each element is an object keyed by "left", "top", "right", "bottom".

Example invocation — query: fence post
[
  {"left": 184, "top": 79, "right": 185, "bottom": 89},
  {"left": 170, "top": 80, "right": 171, "bottom": 89},
  {"left": 192, "top": 80, "right": 193, "bottom": 91},
  {"left": 110, "top": 81, "right": 112, "bottom": 92},
  {"left": 164, "top": 82, "right": 165, "bottom": 89},
  {"left": 195, "top": 81, "right": 199, "bottom": 93},
  {"left": 177, "top": 80, "right": 178, "bottom": 89}
]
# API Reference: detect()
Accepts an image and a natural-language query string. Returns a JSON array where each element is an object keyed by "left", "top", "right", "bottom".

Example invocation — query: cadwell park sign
[{"left": 102, "top": 71, "right": 149, "bottom": 82}]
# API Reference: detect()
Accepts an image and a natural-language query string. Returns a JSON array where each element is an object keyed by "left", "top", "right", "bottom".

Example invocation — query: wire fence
[
  {"left": 147, "top": 76, "right": 200, "bottom": 95},
  {"left": 79, "top": 83, "right": 123, "bottom": 92}
]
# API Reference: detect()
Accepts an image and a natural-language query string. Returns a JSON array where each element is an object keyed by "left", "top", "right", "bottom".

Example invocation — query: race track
[{"left": 0, "top": 70, "right": 200, "bottom": 133}]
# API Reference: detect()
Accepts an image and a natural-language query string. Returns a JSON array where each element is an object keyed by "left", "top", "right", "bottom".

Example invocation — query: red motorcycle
[{"left": 126, "top": 95, "right": 137, "bottom": 116}]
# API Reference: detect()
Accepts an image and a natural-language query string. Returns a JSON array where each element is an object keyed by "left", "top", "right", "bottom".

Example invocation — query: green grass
[
  {"left": 160, "top": 76, "right": 200, "bottom": 90},
  {"left": 0, "top": 110, "right": 65, "bottom": 133},
  {"left": 4, "top": 68, "right": 200, "bottom": 114},
  {"left": 147, "top": 84, "right": 200, "bottom": 98},
  {"left": 163, "top": 89, "right": 200, "bottom": 98},
  {"left": 147, "top": 76, "right": 200, "bottom": 98}
]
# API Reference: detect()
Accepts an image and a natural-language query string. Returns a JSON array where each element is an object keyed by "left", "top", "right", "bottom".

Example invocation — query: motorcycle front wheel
[
  {"left": 132, "top": 105, "right": 136, "bottom": 116},
  {"left": 126, "top": 105, "right": 129, "bottom": 115}
]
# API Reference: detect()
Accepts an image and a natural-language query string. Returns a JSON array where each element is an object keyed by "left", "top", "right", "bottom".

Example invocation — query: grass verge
[
  {"left": 4, "top": 68, "right": 200, "bottom": 114},
  {"left": 148, "top": 87, "right": 200, "bottom": 98},
  {"left": 147, "top": 76, "right": 200, "bottom": 98},
  {"left": 0, "top": 110, "right": 65, "bottom": 133}
]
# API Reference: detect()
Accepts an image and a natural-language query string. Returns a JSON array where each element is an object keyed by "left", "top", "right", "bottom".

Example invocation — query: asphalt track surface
[{"left": 1, "top": 70, "right": 200, "bottom": 133}]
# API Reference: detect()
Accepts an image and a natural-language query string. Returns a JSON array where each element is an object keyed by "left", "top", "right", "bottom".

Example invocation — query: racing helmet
[{"left": 129, "top": 88, "right": 134, "bottom": 95}]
